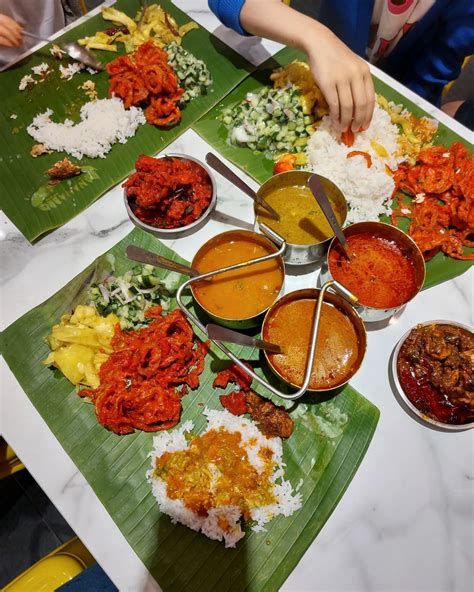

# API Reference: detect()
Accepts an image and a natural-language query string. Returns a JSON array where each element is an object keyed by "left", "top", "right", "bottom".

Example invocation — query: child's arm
[{"left": 209, "top": 0, "right": 374, "bottom": 132}]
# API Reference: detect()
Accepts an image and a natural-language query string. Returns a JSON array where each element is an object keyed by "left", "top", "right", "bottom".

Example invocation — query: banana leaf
[
  {"left": 0, "top": 0, "right": 253, "bottom": 242},
  {"left": 193, "top": 46, "right": 473, "bottom": 289},
  {"left": 1, "top": 227, "right": 379, "bottom": 591}
]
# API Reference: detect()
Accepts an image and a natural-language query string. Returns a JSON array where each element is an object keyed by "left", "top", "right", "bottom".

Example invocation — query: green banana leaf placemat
[
  {"left": 193, "top": 46, "right": 473, "bottom": 289},
  {"left": 0, "top": 0, "right": 253, "bottom": 242},
  {"left": 1, "top": 227, "right": 379, "bottom": 592}
]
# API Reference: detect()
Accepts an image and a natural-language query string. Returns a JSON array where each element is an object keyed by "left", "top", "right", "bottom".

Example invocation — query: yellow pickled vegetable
[
  {"left": 43, "top": 305, "right": 119, "bottom": 388},
  {"left": 270, "top": 61, "right": 329, "bottom": 118},
  {"left": 79, "top": 4, "right": 198, "bottom": 54},
  {"left": 377, "top": 95, "right": 437, "bottom": 163}
]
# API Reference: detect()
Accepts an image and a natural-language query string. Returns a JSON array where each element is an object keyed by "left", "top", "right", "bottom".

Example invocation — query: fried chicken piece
[
  {"left": 47, "top": 158, "right": 81, "bottom": 184},
  {"left": 245, "top": 390, "right": 294, "bottom": 439}
]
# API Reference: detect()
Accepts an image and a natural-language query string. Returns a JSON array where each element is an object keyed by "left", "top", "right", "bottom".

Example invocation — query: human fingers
[
  {"left": 0, "top": 17, "right": 22, "bottom": 47},
  {"left": 0, "top": 30, "right": 17, "bottom": 47},
  {"left": 362, "top": 74, "right": 375, "bottom": 130},
  {"left": 321, "top": 82, "right": 340, "bottom": 127},
  {"left": 350, "top": 75, "right": 369, "bottom": 132},
  {"left": 337, "top": 82, "right": 353, "bottom": 131}
]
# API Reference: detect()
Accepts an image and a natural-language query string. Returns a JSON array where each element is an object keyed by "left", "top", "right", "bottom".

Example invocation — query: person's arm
[
  {"left": 0, "top": 14, "right": 23, "bottom": 47},
  {"left": 399, "top": 2, "right": 474, "bottom": 106},
  {"left": 209, "top": 0, "right": 374, "bottom": 132}
]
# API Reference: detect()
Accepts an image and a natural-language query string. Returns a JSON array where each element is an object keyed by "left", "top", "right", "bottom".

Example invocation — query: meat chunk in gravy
[
  {"left": 246, "top": 390, "right": 294, "bottom": 438},
  {"left": 403, "top": 324, "right": 473, "bottom": 410}
]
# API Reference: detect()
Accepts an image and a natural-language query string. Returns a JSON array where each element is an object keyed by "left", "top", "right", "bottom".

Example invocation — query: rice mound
[
  {"left": 147, "top": 408, "right": 302, "bottom": 548},
  {"left": 27, "top": 97, "right": 145, "bottom": 159},
  {"left": 306, "top": 103, "right": 404, "bottom": 223}
]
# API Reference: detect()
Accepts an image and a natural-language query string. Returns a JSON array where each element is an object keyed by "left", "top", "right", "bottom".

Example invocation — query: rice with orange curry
[{"left": 147, "top": 408, "right": 302, "bottom": 547}]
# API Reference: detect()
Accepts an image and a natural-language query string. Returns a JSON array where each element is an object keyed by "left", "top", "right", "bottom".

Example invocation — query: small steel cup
[
  {"left": 391, "top": 320, "right": 474, "bottom": 430},
  {"left": 124, "top": 153, "right": 217, "bottom": 239},
  {"left": 190, "top": 228, "right": 286, "bottom": 330},
  {"left": 320, "top": 221, "right": 426, "bottom": 322},
  {"left": 254, "top": 170, "right": 347, "bottom": 265},
  {"left": 261, "top": 287, "right": 367, "bottom": 392}
]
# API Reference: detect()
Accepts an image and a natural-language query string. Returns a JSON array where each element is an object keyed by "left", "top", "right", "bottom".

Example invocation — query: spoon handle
[
  {"left": 205, "top": 152, "right": 280, "bottom": 221},
  {"left": 126, "top": 245, "right": 199, "bottom": 278},
  {"left": 308, "top": 174, "right": 351, "bottom": 259},
  {"left": 206, "top": 323, "right": 283, "bottom": 354}
]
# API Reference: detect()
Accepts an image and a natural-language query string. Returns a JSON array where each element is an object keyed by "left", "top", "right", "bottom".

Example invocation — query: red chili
[
  {"left": 347, "top": 150, "right": 372, "bottom": 168},
  {"left": 341, "top": 129, "right": 355, "bottom": 147}
]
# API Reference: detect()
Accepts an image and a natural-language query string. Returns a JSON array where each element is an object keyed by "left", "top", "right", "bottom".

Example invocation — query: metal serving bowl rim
[
  {"left": 391, "top": 319, "right": 474, "bottom": 431},
  {"left": 123, "top": 153, "right": 217, "bottom": 236},
  {"left": 326, "top": 220, "right": 426, "bottom": 311},
  {"left": 261, "top": 287, "right": 367, "bottom": 392},
  {"left": 190, "top": 228, "right": 286, "bottom": 324},
  {"left": 255, "top": 170, "right": 348, "bottom": 249}
]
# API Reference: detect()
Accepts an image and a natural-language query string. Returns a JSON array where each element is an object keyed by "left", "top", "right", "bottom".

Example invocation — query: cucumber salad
[
  {"left": 220, "top": 85, "right": 315, "bottom": 157},
  {"left": 166, "top": 41, "right": 213, "bottom": 103},
  {"left": 87, "top": 263, "right": 181, "bottom": 330}
]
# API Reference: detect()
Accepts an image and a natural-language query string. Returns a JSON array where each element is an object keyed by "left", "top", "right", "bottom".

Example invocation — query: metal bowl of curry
[
  {"left": 392, "top": 321, "right": 474, "bottom": 430},
  {"left": 254, "top": 170, "right": 347, "bottom": 265},
  {"left": 261, "top": 288, "right": 367, "bottom": 392},
  {"left": 190, "top": 229, "right": 285, "bottom": 330},
  {"left": 320, "top": 221, "right": 426, "bottom": 322},
  {"left": 124, "top": 153, "right": 217, "bottom": 238}
]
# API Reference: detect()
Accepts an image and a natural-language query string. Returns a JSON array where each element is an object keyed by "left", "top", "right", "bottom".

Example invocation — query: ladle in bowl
[
  {"left": 205, "top": 152, "right": 280, "bottom": 221},
  {"left": 206, "top": 323, "right": 283, "bottom": 354},
  {"left": 126, "top": 245, "right": 199, "bottom": 277},
  {"left": 308, "top": 174, "right": 351, "bottom": 260}
]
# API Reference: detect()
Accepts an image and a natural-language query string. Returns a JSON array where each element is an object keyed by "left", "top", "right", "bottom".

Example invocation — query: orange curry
[
  {"left": 192, "top": 235, "right": 283, "bottom": 320},
  {"left": 263, "top": 299, "right": 360, "bottom": 390}
]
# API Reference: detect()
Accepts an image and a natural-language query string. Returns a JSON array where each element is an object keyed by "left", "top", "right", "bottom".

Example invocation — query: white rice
[
  {"left": 31, "top": 62, "right": 50, "bottom": 76},
  {"left": 147, "top": 408, "right": 302, "bottom": 548},
  {"left": 59, "top": 62, "right": 84, "bottom": 80},
  {"left": 19, "top": 74, "right": 35, "bottom": 91},
  {"left": 27, "top": 97, "right": 146, "bottom": 159},
  {"left": 306, "top": 103, "right": 404, "bottom": 223}
]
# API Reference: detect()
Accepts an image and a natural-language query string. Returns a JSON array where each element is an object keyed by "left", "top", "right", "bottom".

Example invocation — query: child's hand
[
  {"left": 305, "top": 27, "right": 375, "bottom": 132},
  {"left": 0, "top": 14, "right": 23, "bottom": 48}
]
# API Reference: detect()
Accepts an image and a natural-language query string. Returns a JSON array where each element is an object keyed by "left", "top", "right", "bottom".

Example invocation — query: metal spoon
[
  {"left": 206, "top": 323, "right": 283, "bottom": 354},
  {"left": 126, "top": 245, "right": 200, "bottom": 278},
  {"left": 308, "top": 174, "right": 351, "bottom": 260},
  {"left": 23, "top": 31, "right": 104, "bottom": 71},
  {"left": 205, "top": 152, "right": 280, "bottom": 221}
]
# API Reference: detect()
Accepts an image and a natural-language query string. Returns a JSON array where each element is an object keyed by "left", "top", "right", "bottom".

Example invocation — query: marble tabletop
[{"left": 1, "top": 2, "right": 473, "bottom": 591}]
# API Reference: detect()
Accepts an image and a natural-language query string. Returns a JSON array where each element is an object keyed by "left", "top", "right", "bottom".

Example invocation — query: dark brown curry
[{"left": 397, "top": 323, "right": 474, "bottom": 425}]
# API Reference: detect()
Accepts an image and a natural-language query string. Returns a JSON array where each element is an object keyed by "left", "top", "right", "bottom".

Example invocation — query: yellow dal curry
[{"left": 257, "top": 185, "right": 345, "bottom": 245}]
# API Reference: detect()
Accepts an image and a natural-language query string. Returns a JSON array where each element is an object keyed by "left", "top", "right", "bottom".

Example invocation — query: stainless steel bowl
[
  {"left": 261, "top": 287, "right": 367, "bottom": 392},
  {"left": 190, "top": 229, "right": 286, "bottom": 330},
  {"left": 391, "top": 320, "right": 474, "bottom": 431},
  {"left": 320, "top": 221, "right": 426, "bottom": 322},
  {"left": 124, "top": 153, "right": 217, "bottom": 239},
  {"left": 254, "top": 170, "right": 347, "bottom": 265}
]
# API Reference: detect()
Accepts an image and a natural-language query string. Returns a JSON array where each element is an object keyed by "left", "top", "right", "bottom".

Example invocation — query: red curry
[{"left": 328, "top": 233, "right": 418, "bottom": 309}]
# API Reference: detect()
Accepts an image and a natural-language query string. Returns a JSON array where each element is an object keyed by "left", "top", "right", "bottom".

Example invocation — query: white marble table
[{"left": 1, "top": 3, "right": 473, "bottom": 591}]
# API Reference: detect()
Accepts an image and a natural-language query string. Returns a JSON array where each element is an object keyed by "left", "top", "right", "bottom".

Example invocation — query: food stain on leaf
[
  {"left": 299, "top": 402, "right": 349, "bottom": 439},
  {"left": 31, "top": 166, "right": 99, "bottom": 211}
]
